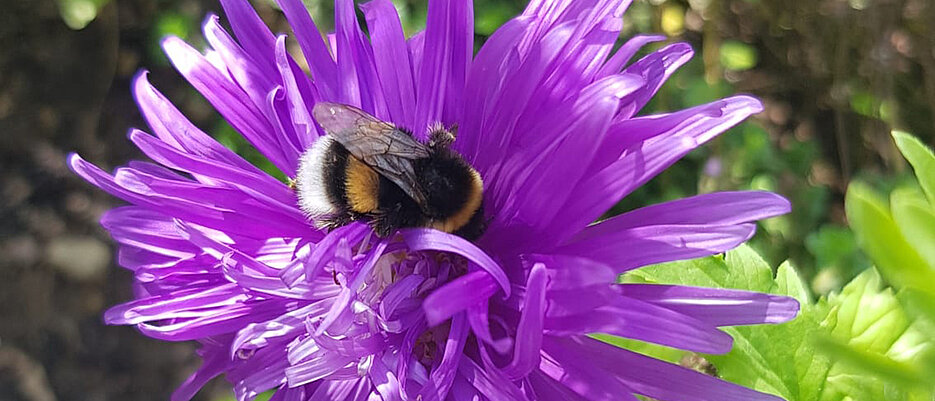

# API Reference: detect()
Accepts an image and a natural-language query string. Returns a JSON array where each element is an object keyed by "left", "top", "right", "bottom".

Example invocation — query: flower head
[{"left": 70, "top": 0, "right": 799, "bottom": 400}]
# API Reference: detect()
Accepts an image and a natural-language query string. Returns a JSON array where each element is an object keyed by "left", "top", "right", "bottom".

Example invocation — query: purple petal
[
  {"left": 547, "top": 336, "right": 785, "bottom": 401},
  {"left": 413, "top": 0, "right": 473, "bottom": 133},
  {"left": 401, "top": 229, "right": 510, "bottom": 296},
  {"left": 570, "top": 191, "right": 790, "bottom": 244},
  {"left": 275, "top": 0, "right": 338, "bottom": 98},
  {"left": 455, "top": 16, "right": 533, "bottom": 163},
  {"left": 369, "top": 356, "right": 404, "bottom": 401},
  {"left": 415, "top": 313, "right": 469, "bottom": 401},
  {"left": 534, "top": 254, "right": 617, "bottom": 290},
  {"left": 545, "top": 295, "right": 734, "bottom": 354},
  {"left": 101, "top": 206, "right": 197, "bottom": 261},
  {"left": 598, "top": 34, "right": 667, "bottom": 77},
  {"left": 218, "top": 0, "right": 277, "bottom": 78},
  {"left": 619, "top": 284, "right": 800, "bottom": 326},
  {"left": 230, "top": 345, "right": 291, "bottom": 400},
  {"left": 285, "top": 349, "right": 355, "bottom": 387},
  {"left": 457, "top": 357, "right": 529, "bottom": 401},
  {"left": 486, "top": 74, "right": 643, "bottom": 244},
  {"left": 232, "top": 301, "right": 330, "bottom": 354},
  {"left": 131, "top": 71, "right": 260, "bottom": 175},
  {"left": 537, "top": 342, "right": 641, "bottom": 401},
  {"left": 128, "top": 129, "right": 299, "bottom": 213},
  {"left": 526, "top": 370, "right": 593, "bottom": 401},
  {"left": 554, "top": 95, "right": 764, "bottom": 237},
  {"left": 307, "top": 379, "right": 366, "bottom": 401},
  {"left": 69, "top": 155, "right": 308, "bottom": 239},
  {"left": 161, "top": 37, "right": 294, "bottom": 174},
  {"left": 558, "top": 223, "right": 757, "bottom": 272},
  {"left": 361, "top": 0, "right": 417, "bottom": 127},
  {"left": 408, "top": 31, "right": 425, "bottom": 85},
  {"left": 467, "top": 301, "right": 513, "bottom": 353},
  {"left": 275, "top": 35, "right": 321, "bottom": 151},
  {"left": 333, "top": 0, "right": 387, "bottom": 117},
  {"left": 545, "top": 285, "right": 617, "bottom": 317},
  {"left": 501, "top": 262, "right": 548, "bottom": 379},
  {"left": 423, "top": 270, "right": 499, "bottom": 326},
  {"left": 618, "top": 42, "right": 694, "bottom": 118},
  {"left": 467, "top": 22, "right": 575, "bottom": 175},
  {"left": 171, "top": 341, "right": 230, "bottom": 401}
]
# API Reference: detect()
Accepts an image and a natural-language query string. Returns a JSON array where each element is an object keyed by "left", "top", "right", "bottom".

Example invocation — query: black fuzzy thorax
[{"left": 413, "top": 147, "right": 475, "bottom": 219}]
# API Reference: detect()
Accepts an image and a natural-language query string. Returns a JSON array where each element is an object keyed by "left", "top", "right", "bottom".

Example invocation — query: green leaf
[
  {"left": 845, "top": 182, "right": 935, "bottom": 294},
  {"left": 629, "top": 246, "right": 829, "bottom": 401},
  {"left": 628, "top": 246, "right": 935, "bottom": 400},
  {"left": 474, "top": 1, "right": 518, "bottom": 36},
  {"left": 890, "top": 187, "right": 935, "bottom": 270},
  {"left": 816, "top": 270, "right": 935, "bottom": 399},
  {"left": 893, "top": 131, "right": 935, "bottom": 206},
  {"left": 706, "top": 263, "right": 832, "bottom": 401},
  {"left": 630, "top": 245, "right": 775, "bottom": 292}
]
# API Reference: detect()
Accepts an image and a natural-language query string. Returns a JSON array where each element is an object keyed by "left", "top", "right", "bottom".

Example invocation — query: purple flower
[{"left": 69, "top": 0, "right": 799, "bottom": 400}]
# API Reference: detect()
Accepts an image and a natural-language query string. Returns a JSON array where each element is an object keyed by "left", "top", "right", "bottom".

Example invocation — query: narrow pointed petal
[
  {"left": 132, "top": 71, "right": 259, "bottom": 174},
  {"left": 559, "top": 223, "right": 757, "bottom": 272},
  {"left": 555, "top": 96, "right": 764, "bottom": 237},
  {"left": 423, "top": 271, "right": 499, "bottom": 326},
  {"left": 218, "top": 0, "right": 277, "bottom": 77},
  {"left": 401, "top": 229, "right": 510, "bottom": 296},
  {"left": 456, "top": 16, "right": 533, "bottom": 162},
  {"left": 538, "top": 344, "right": 642, "bottom": 401},
  {"left": 545, "top": 296, "right": 734, "bottom": 354},
  {"left": 171, "top": 342, "right": 229, "bottom": 401},
  {"left": 620, "top": 284, "right": 800, "bottom": 326},
  {"left": 548, "top": 336, "right": 785, "bottom": 401},
  {"left": 501, "top": 263, "right": 547, "bottom": 379},
  {"left": 275, "top": 0, "right": 338, "bottom": 97},
  {"left": 598, "top": 34, "right": 667, "bottom": 77},
  {"left": 362, "top": 0, "right": 417, "bottom": 127},
  {"left": 413, "top": 0, "right": 473, "bottom": 133},
  {"left": 334, "top": 0, "right": 387, "bottom": 117},
  {"left": 571, "top": 191, "right": 790, "bottom": 245},
  {"left": 161, "top": 37, "right": 296, "bottom": 174},
  {"left": 618, "top": 42, "right": 694, "bottom": 118}
]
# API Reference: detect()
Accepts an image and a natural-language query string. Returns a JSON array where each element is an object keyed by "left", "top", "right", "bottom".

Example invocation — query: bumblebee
[{"left": 294, "top": 102, "right": 486, "bottom": 240}]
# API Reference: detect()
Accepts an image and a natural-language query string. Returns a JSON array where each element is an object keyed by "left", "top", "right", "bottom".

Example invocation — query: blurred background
[{"left": 1, "top": 0, "right": 933, "bottom": 399}]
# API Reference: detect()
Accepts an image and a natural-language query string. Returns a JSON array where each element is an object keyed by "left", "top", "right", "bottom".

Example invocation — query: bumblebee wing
[{"left": 312, "top": 102, "right": 430, "bottom": 205}]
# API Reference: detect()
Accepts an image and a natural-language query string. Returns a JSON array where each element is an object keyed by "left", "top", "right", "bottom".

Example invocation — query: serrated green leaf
[
  {"left": 628, "top": 246, "right": 828, "bottom": 401},
  {"left": 705, "top": 266, "right": 829, "bottom": 401},
  {"left": 816, "top": 270, "right": 935, "bottom": 399},
  {"left": 845, "top": 182, "right": 935, "bottom": 294},
  {"left": 631, "top": 245, "right": 774, "bottom": 292},
  {"left": 893, "top": 131, "right": 935, "bottom": 205},
  {"left": 624, "top": 246, "right": 935, "bottom": 400}
]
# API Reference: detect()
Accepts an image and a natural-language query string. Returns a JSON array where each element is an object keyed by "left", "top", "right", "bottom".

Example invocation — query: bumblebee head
[{"left": 427, "top": 123, "right": 457, "bottom": 149}]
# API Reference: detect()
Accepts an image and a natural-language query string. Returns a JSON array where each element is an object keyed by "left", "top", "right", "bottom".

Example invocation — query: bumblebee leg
[
  {"left": 365, "top": 212, "right": 396, "bottom": 238},
  {"left": 315, "top": 210, "right": 354, "bottom": 231},
  {"left": 365, "top": 203, "right": 426, "bottom": 238}
]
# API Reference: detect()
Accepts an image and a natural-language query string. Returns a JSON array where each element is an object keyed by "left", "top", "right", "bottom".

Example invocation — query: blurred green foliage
[
  {"left": 824, "top": 131, "right": 935, "bottom": 396},
  {"left": 55, "top": 0, "right": 111, "bottom": 29}
]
